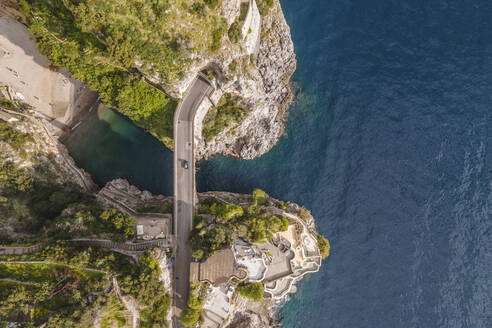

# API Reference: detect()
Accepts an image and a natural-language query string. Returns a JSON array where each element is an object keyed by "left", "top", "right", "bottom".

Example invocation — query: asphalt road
[{"left": 172, "top": 75, "right": 212, "bottom": 326}]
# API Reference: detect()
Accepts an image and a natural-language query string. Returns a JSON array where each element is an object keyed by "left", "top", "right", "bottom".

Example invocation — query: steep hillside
[{"left": 14, "top": 0, "right": 295, "bottom": 158}]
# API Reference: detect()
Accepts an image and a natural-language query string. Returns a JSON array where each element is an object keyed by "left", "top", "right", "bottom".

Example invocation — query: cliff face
[
  {"left": 195, "top": 0, "right": 296, "bottom": 160},
  {"left": 144, "top": 0, "right": 296, "bottom": 160},
  {"left": 0, "top": 108, "right": 96, "bottom": 191}
]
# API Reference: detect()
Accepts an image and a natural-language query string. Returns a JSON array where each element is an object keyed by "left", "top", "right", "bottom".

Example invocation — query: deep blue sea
[{"left": 65, "top": 0, "right": 492, "bottom": 327}]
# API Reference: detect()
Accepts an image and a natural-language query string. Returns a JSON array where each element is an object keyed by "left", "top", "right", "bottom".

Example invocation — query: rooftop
[
  {"left": 135, "top": 216, "right": 171, "bottom": 240},
  {"left": 190, "top": 249, "right": 247, "bottom": 286}
]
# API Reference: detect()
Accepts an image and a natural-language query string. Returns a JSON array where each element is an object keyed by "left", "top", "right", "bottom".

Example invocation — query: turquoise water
[
  {"left": 65, "top": 0, "right": 492, "bottom": 327},
  {"left": 65, "top": 105, "right": 174, "bottom": 194}
]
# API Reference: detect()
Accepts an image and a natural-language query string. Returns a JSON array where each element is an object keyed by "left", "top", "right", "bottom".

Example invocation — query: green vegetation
[
  {"left": 202, "top": 93, "right": 247, "bottom": 142},
  {"left": 188, "top": 191, "right": 289, "bottom": 259},
  {"left": 0, "top": 244, "right": 170, "bottom": 327},
  {"left": 202, "top": 68, "right": 218, "bottom": 81},
  {"left": 228, "top": 18, "right": 243, "bottom": 44},
  {"left": 0, "top": 97, "right": 24, "bottom": 112},
  {"left": 136, "top": 202, "right": 172, "bottom": 214},
  {"left": 0, "top": 124, "right": 136, "bottom": 243},
  {"left": 252, "top": 188, "right": 266, "bottom": 205},
  {"left": 0, "top": 120, "right": 33, "bottom": 153},
  {"left": 0, "top": 249, "right": 112, "bottom": 326},
  {"left": 99, "top": 295, "right": 127, "bottom": 328},
  {"left": 211, "top": 24, "right": 226, "bottom": 52},
  {"left": 0, "top": 122, "right": 171, "bottom": 326},
  {"left": 120, "top": 253, "right": 170, "bottom": 328},
  {"left": 141, "top": 293, "right": 170, "bottom": 328},
  {"left": 236, "top": 282, "right": 263, "bottom": 301},
  {"left": 199, "top": 202, "right": 244, "bottom": 223},
  {"left": 229, "top": 59, "right": 238, "bottom": 74},
  {"left": 239, "top": 2, "right": 250, "bottom": 21},
  {"left": 14, "top": 0, "right": 275, "bottom": 148},
  {"left": 84, "top": 209, "right": 136, "bottom": 241},
  {"left": 256, "top": 0, "right": 275, "bottom": 16},
  {"left": 179, "top": 282, "right": 207, "bottom": 327},
  {"left": 19, "top": 0, "right": 179, "bottom": 148},
  {"left": 192, "top": 249, "right": 204, "bottom": 260},
  {"left": 0, "top": 159, "right": 33, "bottom": 194},
  {"left": 180, "top": 307, "right": 201, "bottom": 327},
  {"left": 317, "top": 234, "right": 330, "bottom": 259}
]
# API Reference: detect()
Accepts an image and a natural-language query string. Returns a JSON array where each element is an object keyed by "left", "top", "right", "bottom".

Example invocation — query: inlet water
[{"left": 65, "top": 0, "right": 492, "bottom": 327}]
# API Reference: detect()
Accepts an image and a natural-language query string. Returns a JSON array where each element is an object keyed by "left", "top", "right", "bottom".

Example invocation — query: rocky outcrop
[
  {"left": 0, "top": 107, "right": 97, "bottom": 191},
  {"left": 194, "top": 0, "right": 296, "bottom": 160},
  {"left": 147, "top": 0, "right": 296, "bottom": 160}
]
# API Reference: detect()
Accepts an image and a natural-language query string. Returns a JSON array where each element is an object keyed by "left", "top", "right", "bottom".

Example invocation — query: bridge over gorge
[{"left": 172, "top": 75, "right": 214, "bottom": 327}]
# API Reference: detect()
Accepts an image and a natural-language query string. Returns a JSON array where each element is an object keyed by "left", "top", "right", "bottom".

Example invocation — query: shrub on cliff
[
  {"left": 252, "top": 188, "right": 266, "bottom": 205},
  {"left": 0, "top": 160, "right": 33, "bottom": 193},
  {"left": 0, "top": 121, "right": 33, "bottom": 153},
  {"left": 237, "top": 282, "right": 263, "bottom": 302},
  {"left": 317, "top": 234, "right": 330, "bottom": 259},
  {"left": 202, "top": 94, "right": 247, "bottom": 142},
  {"left": 257, "top": 0, "right": 275, "bottom": 16},
  {"left": 228, "top": 20, "right": 242, "bottom": 44}
]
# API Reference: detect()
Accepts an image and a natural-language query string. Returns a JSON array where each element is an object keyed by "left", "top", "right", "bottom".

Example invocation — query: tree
[
  {"left": 0, "top": 286, "right": 31, "bottom": 317},
  {"left": 214, "top": 203, "right": 244, "bottom": 222},
  {"left": 206, "top": 225, "right": 231, "bottom": 251},
  {"left": 144, "top": 294, "right": 170, "bottom": 326},
  {"left": 237, "top": 282, "right": 263, "bottom": 302},
  {"left": 100, "top": 209, "right": 136, "bottom": 240},
  {"left": 180, "top": 282, "right": 205, "bottom": 327},
  {"left": 267, "top": 215, "right": 288, "bottom": 232},
  {"left": 192, "top": 249, "right": 204, "bottom": 260},
  {"left": 248, "top": 217, "right": 267, "bottom": 243},
  {"left": 179, "top": 308, "right": 201, "bottom": 327}
]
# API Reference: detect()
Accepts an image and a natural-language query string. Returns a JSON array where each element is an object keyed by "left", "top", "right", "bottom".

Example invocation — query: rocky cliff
[
  {"left": 2, "top": 0, "right": 296, "bottom": 160},
  {"left": 0, "top": 107, "right": 97, "bottom": 191},
  {"left": 145, "top": 0, "right": 297, "bottom": 160},
  {"left": 195, "top": 0, "right": 296, "bottom": 160}
]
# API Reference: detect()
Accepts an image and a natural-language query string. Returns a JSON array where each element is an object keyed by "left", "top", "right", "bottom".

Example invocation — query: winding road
[{"left": 172, "top": 75, "right": 213, "bottom": 326}]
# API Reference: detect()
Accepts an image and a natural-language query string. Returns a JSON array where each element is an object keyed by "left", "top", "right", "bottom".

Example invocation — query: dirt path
[{"left": 0, "top": 278, "right": 40, "bottom": 286}]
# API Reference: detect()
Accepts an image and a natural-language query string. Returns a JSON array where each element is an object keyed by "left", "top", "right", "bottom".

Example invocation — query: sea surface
[{"left": 65, "top": 0, "right": 492, "bottom": 327}]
